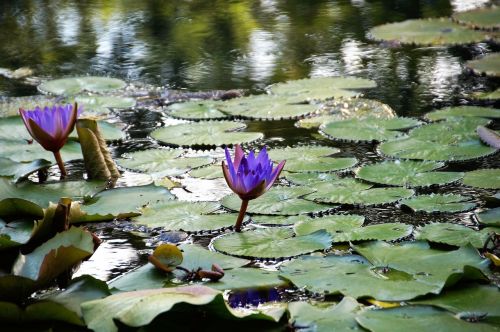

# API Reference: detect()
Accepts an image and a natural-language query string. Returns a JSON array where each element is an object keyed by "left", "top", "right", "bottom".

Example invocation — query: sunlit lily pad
[
  {"left": 356, "top": 160, "right": 463, "bottom": 187},
  {"left": 167, "top": 100, "right": 228, "bottom": 120},
  {"left": 331, "top": 223, "right": 413, "bottom": 242},
  {"left": 222, "top": 186, "right": 337, "bottom": 215},
  {"left": 268, "top": 77, "right": 377, "bottom": 101},
  {"left": 75, "top": 95, "right": 136, "bottom": 117},
  {"left": 251, "top": 214, "right": 313, "bottom": 226},
  {"left": 424, "top": 106, "right": 500, "bottom": 121},
  {"left": 117, "top": 149, "right": 213, "bottom": 178},
  {"left": 467, "top": 53, "right": 500, "bottom": 77},
  {"left": 38, "top": 76, "right": 126, "bottom": 95},
  {"left": 219, "top": 94, "right": 318, "bottom": 120},
  {"left": 476, "top": 208, "right": 500, "bottom": 227},
  {"left": 357, "top": 305, "right": 499, "bottom": 332},
  {"left": 368, "top": 18, "right": 489, "bottom": 46},
  {"left": 414, "top": 223, "right": 496, "bottom": 247},
  {"left": 0, "top": 157, "right": 52, "bottom": 182},
  {"left": 288, "top": 297, "right": 363, "bottom": 332},
  {"left": 0, "top": 219, "right": 33, "bottom": 249},
  {"left": 296, "top": 98, "right": 395, "bottom": 129},
  {"left": 134, "top": 201, "right": 242, "bottom": 233},
  {"left": 279, "top": 241, "right": 489, "bottom": 301},
  {"left": 463, "top": 169, "right": 500, "bottom": 189},
  {"left": 151, "top": 121, "right": 263, "bottom": 147},
  {"left": 207, "top": 267, "right": 287, "bottom": 291},
  {"left": 400, "top": 194, "right": 476, "bottom": 213},
  {"left": 0, "top": 95, "right": 57, "bottom": 118},
  {"left": 320, "top": 117, "right": 421, "bottom": 142},
  {"left": 267, "top": 146, "right": 357, "bottom": 173},
  {"left": 284, "top": 172, "right": 340, "bottom": 186},
  {"left": 189, "top": 164, "right": 223, "bottom": 179},
  {"left": 304, "top": 178, "right": 414, "bottom": 206},
  {"left": 0, "top": 138, "right": 83, "bottom": 163},
  {"left": 453, "top": 6, "right": 500, "bottom": 30},
  {"left": 293, "top": 214, "right": 365, "bottom": 236},
  {"left": 212, "top": 228, "right": 331, "bottom": 259},
  {"left": 472, "top": 88, "right": 500, "bottom": 100}
]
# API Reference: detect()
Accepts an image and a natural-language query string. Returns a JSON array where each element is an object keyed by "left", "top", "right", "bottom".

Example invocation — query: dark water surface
[{"left": 0, "top": 0, "right": 499, "bottom": 287}]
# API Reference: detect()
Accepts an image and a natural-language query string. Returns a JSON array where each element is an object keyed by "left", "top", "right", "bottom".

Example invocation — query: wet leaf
[
  {"left": 424, "top": 106, "right": 500, "bottom": 121},
  {"left": 476, "top": 208, "right": 500, "bottom": 227},
  {"left": 149, "top": 243, "right": 183, "bottom": 273},
  {"left": 39, "top": 76, "right": 126, "bottom": 95},
  {"left": 414, "top": 223, "right": 495, "bottom": 247},
  {"left": 75, "top": 95, "right": 136, "bottom": 117},
  {"left": 167, "top": 100, "right": 228, "bottom": 120},
  {"left": 467, "top": 53, "right": 500, "bottom": 77},
  {"left": 0, "top": 218, "right": 33, "bottom": 249},
  {"left": 463, "top": 169, "right": 500, "bottom": 189},
  {"left": 331, "top": 223, "right": 413, "bottom": 242},
  {"left": 453, "top": 6, "right": 500, "bottom": 30},
  {"left": 0, "top": 157, "right": 52, "bottom": 182},
  {"left": 283, "top": 172, "right": 340, "bottom": 186},
  {"left": 293, "top": 214, "right": 365, "bottom": 236},
  {"left": 401, "top": 194, "right": 476, "bottom": 213}
]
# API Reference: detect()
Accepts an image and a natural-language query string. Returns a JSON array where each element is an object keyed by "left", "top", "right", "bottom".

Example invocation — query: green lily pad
[
  {"left": 411, "top": 283, "right": 500, "bottom": 318},
  {"left": 425, "top": 106, "right": 500, "bottom": 121},
  {"left": 452, "top": 6, "right": 500, "bottom": 30},
  {"left": 467, "top": 53, "right": 500, "bottom": 77},
  {"left": 0, "top": 218, "right": 33, "bottom": 249},
  {"left": 212, "top": 228, "right": 332, "bottom": 259},
  {"left": 219, "top": 94, "right": 318, "bottom": 120},
  {"left": 472, "top": 88, "right": 500, "bottom": 100},
  {"left": 151, "top": 121, "right": 263, "bottom": 147},
  {"left": 0, "top": 138, "right": 83, "bottom": 163},
  {"left": 293, "top": 214, "right": 365, "bottom": 236},
  {"left": 222, "top": 186, "right": 337, "bottom": 215},
  {"left": 288, "top": 297, "right": 363, "bottom": 332},
  {"left": 189, "top": 164, "right": 223, "bottom": 179},
  {"left": 167, "top": 100, "right": 228, "bottom": 120},
  {"left": 78, "top": 184, "right": 174, "bottom": 222},
  {"left": 379, "top": 118, "right": 496, "bottom": 161},
  {"left": 332, "top": 223, "right": 413, "bottom": 242},
  {"left": 414, "top": 223, "right": 496, "bottom": 248},
  {"left": 284, "top": 172, "right": 340, "bottom": 186},
  {"left": 356, "top": 160, "right": 463, "bottom": 187},
  {"left": 38, "top": 76, "right": 126, "bottom": 95},
  {"left": 368, "top": 18, "right": 490, "bottom": 46},
  {"left": 0, "top": 157, "right": 52, "bottom": 182},
  {"left": 320, "top": 117, "right": 421, "bottom": 142},
  {"left": 134, "top": 201, "right": 243, "bottom": 232},
  {"left": 279, "top": 241, "right": 489, "bottom": 301},
  {"left": 296, "top": 98, "right": 395, "bottom": 129},
  {"left": 305, "top": 178, "right": 414, "bottom": 206},
  {"left": 476, "top": 208, "right": 500, "bottom": 227},
  {"left": 268, "top": 77, "right": 377, "bottom": 101},
  {"left": 75, "top": 95, "right": 136, "bottom": 116},
  {"left": 267, "top": 146, "right": 356, "bottom": 173},
  {"left": 463, "top": 169, "right": 500, "bottom": 189},
  {"left": 251, "top": 214, "right": 312, "bottom": 226},
  {"left": 357, "top": 306, "right": 500, "bottom": 332},
  {"left": 207, "top": 267, "right": 288, "bottom": 291},
  {"left": 12, "top": 227, "right": 95, "bottom": 285},
  {"left": 117, "top": 149, "right": 213, "bottom": 178},
  {"left": 401, "top": 194, "right": 476, "bottom": 213},
  {"left": 0, "top": 95, "right": 57, "bottom": 118}
]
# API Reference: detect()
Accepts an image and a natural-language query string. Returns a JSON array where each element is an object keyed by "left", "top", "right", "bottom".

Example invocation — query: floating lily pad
[
  {"left": 0, "top": 219, "right": 33, "bottom": 249},
  {"left": 472, "top": 88, "right": 500, "bottom": 100},
  {"left": 284, "top": 172, "right": 340, "bottom": 186},
  {"left": 320, "top": 117, "right": 421, "bottom": 142},
  {"left": 267, "top": 146, "right": 357, "bottom": 173},
  {"left": 379, "top": 118, "right": 496, "bottom": 161},
  {"left": 293, "top": 214, "right": 365, "bottom": 236},
  {"left": 288, "top": 297, "right": 363, "bottom": 332},
  {"left": 356, "top": 160, "right": 463, "bottom": 187},
  {"left": 400, "top": 194, "right": 476, "bottom": 213},
  {"left": 368, "top": 18, "right": 489, "bottom": 46},
  {"left": 452, "top": 6, "right": 500, "bottom": 30},
  {"left": 425, "top": 106, "right": 500, "bottom": 121},
  {"left": 222, "top": 186, "right": 337, "bottom": 215},
  {"left": 476, "top": 208, "right": 500, "bottom": 227},
  {"left": 0, "top": 158, "right": 52, "bottom": 182},
  {"left": 305, "top": 178, "right": 414, "bottom": 206},
  {"left": 251, "top": 214, "right": 313, "bottom": 226},
  {"left": 212, "top": 228, "right": 331, "bottom": 259},
  {"left": 207, "top": 267, "right": 288, "bottom": 291},
  {"left": 463, "top": 169, "right": 500, "bottom": 189},
  {"left": 167, "top": 100, "right": 228, "bottom": 120},
  {"left": 296, "top": 98, "right": 395, "bottom": 129},
  {"left": 0, "top": 95, "right": 57, "bottom": 118},
  {"left": 0, "top": 137, "right": 83, "bottom": 163},
  {"left": 39, "top": 76, "right": 126, "bottom": 95},
  {"left": 279, "top": 241, "right": 489, "bottom": 301},
  {"left": 414, "top": 223, "right": 496, "bottom": 248},
  {"left": 79, "top": 184, "right": 174, "bottom": 222},
  {"left": 134, "top": 201, "right": 242, "bottom": 233},
  {"left": 151, "top": 121, "right": 263, "bottom": 147},
  {"left": 331, "top": 223, "right": 413, "bottom": 242},
  {"left": 467, "top": 53, "right": 500, "bottom": 77},
  {"left": 219, "top": 94, "right": 318, "bottom": 120},
  {"left": 117, "top": 149, "right": 213, "bottom": 178},
  {"left": 358, "top": 306, "right": 500, "bottom": 332},
  {"left": 75, "top": 95, "right": 136, "bottom": 117},
  {"left": 268, "top": 77, "right": 377, "bottom": 101},
  {"left": 189, "top": 164, "right": 223, "bottom": 179}
]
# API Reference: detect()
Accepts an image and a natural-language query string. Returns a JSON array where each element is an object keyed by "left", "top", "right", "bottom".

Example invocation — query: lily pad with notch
[
  {"left": 150, "top": 121, "right": 263, "bottom": 147},
  {"left": 212, "top": 228, "right": 332, "bottom": 259},
  {"left": 400, "top": 194, "right": 476, "bottom": 214},
  {"left": 356, "top": 160, "right": 463, "bottom": 188},
  {"left": 320, "top": 117, "right": 421, "bottom": 142}
]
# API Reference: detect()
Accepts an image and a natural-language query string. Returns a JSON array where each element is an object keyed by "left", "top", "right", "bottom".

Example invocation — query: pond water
[{"left": 0, "top": 0, "right": 499, "bottom": 312}]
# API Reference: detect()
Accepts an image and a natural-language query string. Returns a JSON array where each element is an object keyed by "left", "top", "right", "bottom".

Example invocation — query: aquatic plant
[
  {"left": 19, "top": 103, "right": 79, "bottom": 177},
  {"left": 222, "top": 145, "right": 285, "bottom": 232}
]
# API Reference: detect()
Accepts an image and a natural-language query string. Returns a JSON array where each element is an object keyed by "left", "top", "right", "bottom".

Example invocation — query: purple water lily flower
[
  {"left": 19, "top": 103, "right": 79, "bottom": 178},
  {"left": 222, "top": 145, "right": 285, "bottom": 232}
]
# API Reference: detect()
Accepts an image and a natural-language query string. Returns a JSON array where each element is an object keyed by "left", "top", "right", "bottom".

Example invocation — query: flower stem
[
  {"left": 234, "top": 199, "right": 249, "bottom": 232},
  {"left": 53, "top": 150, "right": 67, "bottom": 178}
]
